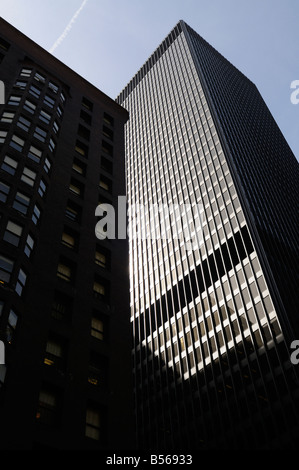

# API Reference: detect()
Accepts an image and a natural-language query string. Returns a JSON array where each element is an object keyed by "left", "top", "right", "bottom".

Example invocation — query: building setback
[
  {"left": 117, "top": 20, "right": 299, "bottom": 450},
  {"left": 0, "top": 18, "right": 133, "bottom": 450}
]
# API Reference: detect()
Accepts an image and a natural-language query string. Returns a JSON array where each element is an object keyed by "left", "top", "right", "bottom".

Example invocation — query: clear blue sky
[{"left": 1, "top": 0, "right": 298, "bottom": 159}]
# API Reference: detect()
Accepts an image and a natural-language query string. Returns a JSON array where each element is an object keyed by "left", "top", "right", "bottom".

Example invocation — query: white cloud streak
[{"left": 49, "top": 0, "right": 89, "bottom": 54}]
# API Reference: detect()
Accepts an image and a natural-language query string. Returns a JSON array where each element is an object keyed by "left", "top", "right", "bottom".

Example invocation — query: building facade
[
  {"left": 117, "top": 20, "right": 299, "bottom": 449},
  {"left": 0, "top": 18, "right": 133, "bottom": 450}
]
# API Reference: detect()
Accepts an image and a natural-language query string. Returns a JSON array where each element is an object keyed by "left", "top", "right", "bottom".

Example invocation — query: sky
[{"left": 0, "top": 0, "right": 298, "bottom": 159}]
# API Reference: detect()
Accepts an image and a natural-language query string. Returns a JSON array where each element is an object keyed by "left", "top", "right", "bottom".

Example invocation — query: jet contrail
[{"left": 49, "top": 0, "right": 89, "bottom": 54}]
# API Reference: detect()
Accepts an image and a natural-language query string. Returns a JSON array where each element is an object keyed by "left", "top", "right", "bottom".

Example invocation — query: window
[
  {"left": 44, "top": 95, "right": 55, "bottom": 108},
  {"left": 38, "top": 179, "right": 47, "bottom": 198},
  {"left": 17, "top": 115, "right": 31, "bottom": 132},
  {"left": 0, "top": 254, "right": 14, "bottom": 285},
  {"left": 28, "top": 145, "right": 42, "bottom": 163},
  {"left": 72, "top": 158, "right": 86, "bottom": 176},
  {"left": 69, "top": 178, "right": 84, "bottom": 198},
  {"left": 44, "top": 336, "right": 66, "bottom": 371},
  {"left": 20, "top": 68, "right": 32, "bottom": 78},
  {"left": 57, "top": 259, "right": 75, "bottom": 283},
  {"left": 39, "top": 109, "right": 51, "bottom": 124},
  {"left": 103, "top": 126, "right": 113, "bottom": 141},
  {"left": 85, "top": 407, "right": 101, "bottom": 441},
  {"left": 10, "top": 134, "right": 25, "bottom": 152},
  {"left": 51, "top": 292, "right": 72, "bottom": 322},
  {"left": 24, "top": 99, "right": 36, "bottom": 114},
  {"left": 29, "top": 85, "right": 41, "bottom": 99},
  {"left": 49, "top": 82, "right": 58, "bottom": 94},
  {"left": 82, "top": 97, "right": 93, "bottom": 112},
  {"left": 95, "top": 248, "right": 110, "bottom": 269},
  {"left": 13, "top": 192, "right": 30, "bottom": 214},
  {"left": 15, "top": 268, "right": 27, "bottom": 296},
  {"left": 34, "top": 72, "right": 46, "bottom": 83},
  {"left": 102, "top": 141, "right": 113, "bottom": 157},
  {"left": 6, "top": 309, "right": 18, "bottom": 344},
  {"left": 36, "top": 386, "right": 60, "bottom": 426},
  {"left": 52, "top": 121, "right": 59, "bottom": 135},
  {"left": 56, "top": 105, "right": 63, "bottom": 118},
  {"left": 4, "top": 221, "right": 23, "bottom": 246},
  {"left": 60, "top": 92, "right": 66, "bottom": 104},
  {"left": 0, "top": 38, "right": 10, "bottom": 52},
  {"left": 61, "top": 229, "right": 78, "bottom": 250},
  {"left": 24, "top": 234, "right": 34, "bottom": 257},
  {"left": 1, "top": 155, "right": 18, "bottom": 175},
  {"left": 8, "top": 95, "right": 21, "bottom": 106},
  {"left": 80, "top": 110, "right": 92, "bottom": 125},
  {"left": 21, "top": 167, "right": 37, "bottom": 187},
  {"left": 32, "top": 204, "right": 41, "bottom": 225},
  {"left": 88, "top": 353, "right": 107, "bottom": 387},
  {"left": 44, "top": 157, "right": 52, "bottom": 174},
  {"left": 34, "top": 126, "right": 47, "bottom": 143},
  {"left": 91, "top": 313, "right": 106, "bottom": 341},
  {"left": 14, "top": 81, "right": 27, "bottom": 90},
  {"left": 0, "top": 131, "right": 7, "bottom": 143},
  {"left": 99, "top": 175, "right": 112, "bottom": 193},
  {"left": 0, "top": 181, "right": 10, "bottom": 203},
  {"left": 103, "top": 112, "right": 114, "bottom": 127},
  {"left": 93, "top": 277, "right": 109, "bottom": 301},
  {"left": 1, "top": 111, "right": 15, "bottom": 123},
  {"left": 49, "top": 138, "right": 56, "bottom": 153},
  {"left": 75, "top": 140, "right": 88, "bottom": 158},
  {"left": 77, "top": 124, "right": 90, "bottom": 141},
  {"left": 65, "top": 201, "right": 81, "bottom": 223}
]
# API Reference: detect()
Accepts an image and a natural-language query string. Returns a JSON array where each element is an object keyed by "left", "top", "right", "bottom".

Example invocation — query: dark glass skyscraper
[{"left": 117, "top": 20, "right": 299, "bottom": 449}]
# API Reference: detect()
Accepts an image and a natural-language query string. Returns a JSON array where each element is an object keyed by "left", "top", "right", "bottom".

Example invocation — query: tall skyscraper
[
  {"left": 0, "top": 18, "right": 133, "bottom": 450},
  {"left": 117, "top": 20, "right": 299, "bottom": 449}
]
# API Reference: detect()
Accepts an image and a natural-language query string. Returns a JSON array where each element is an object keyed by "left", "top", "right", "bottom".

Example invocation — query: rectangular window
[
  {"left": 1, "top": 111, "right": 15, "bottom": 123},
  {"left": 65, "top": 201, "right": 81, "bottom": 223},
  {"left": 13, "top": 192, "right": 30, "bottom": 214},
  {"left": 28, "top": 145, "right": 42, "bottom": 163},
  {"left": 44, "top": 95, "right": 55, "bottom": 109},
  {"left": 102, "top": 141, "right": 113, "bottom": 157},
  {"left": 29, "top": 85, "right": 41, "bottom": 99},
  {"left": 0, "top": 254, "right": 14, "bottom": 285},
  {"left": 82, "top": 97, "right": 93, "bottom": 112},
  {"left": 49, "top": 82, "right": 58, "bottom": 94},
  {"left": 0, "top": 181, "right": 10, "bottom": 203},
  {"left": 75, "top": 141, "right": 88, "bottom": 158},
  {"left": 4, "top": 220, "right": 23, "bottom": 246},
  {"left": 36, "top": 387, "right": 60, "bottom": 426},
  {"left": 24, "top": 234, "right": 34, "bottom": 257},
  {"left": 60, "top": 92, "right": 66, "bottom": 104},
  {"left": 16, "top": 268, "right": 27, "bottom": 296},
  {"left": 24, "top": 100, "right": 36, "bottom": 114},
  {"left": 1, "top": 155, "right": 18, "bottom": 175},
  {"left": 51, "top": 292, "right": 72, "bottom": 322},
  {"left": 69, "top": 178, "right": 84, "bottom": 198},
  {"left": 14, "top": 81, "right": 27, "bottom": 90},
  {"left": 57, "top": 259, "right": 75, "bottom": 283},
  {"left": 102, "top": 126, "right": 113, "bottom": 141},
  {"left": 0, "top": 38, "right": 10, "bottom": 52},
  {"left": 49, "top": 138, "right": 56, "bottom": 153},
  {"left": 52, "top": 121, "right": 59, "bottom": 135},
  {"left": 8, "top": 95, "right": 21, "bottom": 106},
  {"left": 32, "top": 204, "right": 41, "bottom": 225},
  {"left": 44, "top": 336, "right": 65, "bottom": 371},
  {"left": 10, "top": 134, "right": 25, "bottom": 152},
  {"left": 39, "top": 109, "right": 51, "bottom": 124},
  {"left": 0, "top": 131, "right": 7, "bottom": 143},
  {"left": 93, "top": 277, "right": 109, "bottom": 301},
  {"left": 21, "top": 167, "right": 37, "bottom": 187},
  {"left": 34, "top": 126, "right": 47, "bottom": 143},
  {"left": 61, "top": 229, "right": 78, "bottom": 250},
  {"left": 95, "top": 248, "right": 110, "bottom": 269},
  {"left": 56, "top": 106, "right": 63, "bottom": 118},
  {"left": 88, "top": 353, "right": 107, "bottom": 387},
  {"left": 85, "top": 407, "right": 100, "bottom": 441},
  {"left": 17, "top": 115, "right": 31, "bottom": 132},
  {"left": 20, "top": 68, "right": 32, "bottom": 78},
  {"left": 77, "top": 124, "right": 90, "bottom": 141},
  {"left": 80, "top": 110, "right": 92, "bottom": 125},
  {"left": 44, "top": 158, "right": 52, "bottom": 174},
  {"left": 91, "top": 313, "right": 106, "bottom": 341},
  {"left": 99, "top": 175, "right": 112, "bottom": 193},
  {"left": 103, "top": 112, "right": 114, "bottom": 127},
  {"left": 72, "top": 158, "right": 86, "bottom": 176},
  {"left": 38, "top": 179, "right": 47, "bottom": 198},
  {"left": 34, "top": 72, "right": 46, "bottom": 83}
]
